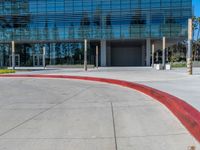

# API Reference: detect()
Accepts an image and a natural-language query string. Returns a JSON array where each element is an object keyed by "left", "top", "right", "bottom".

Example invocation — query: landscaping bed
[
  {"left": 171, "top": 62, "right": 187, "bottom": 68},
  {"left": 0, "top": 69, "right": 16, "bottom": 74}
]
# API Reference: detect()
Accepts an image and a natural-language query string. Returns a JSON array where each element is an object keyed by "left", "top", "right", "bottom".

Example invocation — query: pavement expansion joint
[{"left": 111, "top": 102, "right": 118, "bottom": 150}]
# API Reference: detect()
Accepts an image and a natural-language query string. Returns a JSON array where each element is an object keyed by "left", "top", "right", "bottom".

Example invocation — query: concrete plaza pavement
[
  {"left": 15, "top": 67, "right": 200, "bottom": 111},
  {"left": 0, "top": 78, "right": 199, "bottom": 149}
]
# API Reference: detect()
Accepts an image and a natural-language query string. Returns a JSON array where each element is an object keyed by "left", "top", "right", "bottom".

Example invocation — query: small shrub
[
  {"left": 171, "top": 62, "right": 187, "bottom": 68},
  {"left": 0, "top": 69, "right": 16, "bottom": 74}
]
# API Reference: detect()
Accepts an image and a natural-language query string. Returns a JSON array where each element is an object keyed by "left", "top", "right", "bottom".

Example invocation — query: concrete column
[
  {"left": 101, "top": 40, "right": 107, "bottom": 67},
  {"left": 106, "top": 41, "right": 111, "bottom": 66},
  {"left": 146, "top": 38, "right": 151, "bottom": 66}
]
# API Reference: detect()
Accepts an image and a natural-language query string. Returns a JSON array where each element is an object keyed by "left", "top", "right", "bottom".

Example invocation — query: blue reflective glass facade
[
  {"left": 0, "top": 0, "right": 192, "bottom": 41},
  {"left": 0, "top": 0, "right": 192, "bottom": 67}
]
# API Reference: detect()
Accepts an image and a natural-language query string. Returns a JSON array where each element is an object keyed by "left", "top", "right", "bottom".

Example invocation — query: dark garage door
[{"left": 111, "top": 46, "right": 142, "bottom": 66}]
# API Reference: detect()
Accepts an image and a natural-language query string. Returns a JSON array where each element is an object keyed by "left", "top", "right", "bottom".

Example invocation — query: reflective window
[{"left": 0, "top": 0, "right": 192, "bottom": 42}]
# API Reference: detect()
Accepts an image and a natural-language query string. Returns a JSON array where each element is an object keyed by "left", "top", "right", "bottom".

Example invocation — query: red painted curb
[{"left": 0, "top": 74, "right": 200, "bottom": 142}]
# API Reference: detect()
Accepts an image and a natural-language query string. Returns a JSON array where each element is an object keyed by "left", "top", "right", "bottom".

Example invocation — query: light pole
[
  {"left": 187, "top": 18, "right": 193, "bottom": 75},
  {"left": 43, "top": 46, "right": 46, "bottom": 69},
  {"left": 96, "top": 45, "right": 99, "bottom": 69},
  {"left": 152, "top": 43, "right": 155, "bottom": 67},
  {"left": 162, "top": 37, "right": 166, "bottom": 69},
  {"left": 11, "top": 41, "right": 15, "bottom": 70},
  {"left": 84, "top": 39, "right": 87, "bottom": 71}
]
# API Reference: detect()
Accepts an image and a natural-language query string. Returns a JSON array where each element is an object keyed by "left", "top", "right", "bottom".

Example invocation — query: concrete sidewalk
[
  {"left": 15, "top": 67, "right": 200, "bottom": 111},
  {"left": 0, "top": 78, "right": 199, "bottom": 149}
]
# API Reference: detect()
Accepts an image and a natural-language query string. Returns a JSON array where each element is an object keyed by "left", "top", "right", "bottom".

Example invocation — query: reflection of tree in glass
[
  {"left": 79, "top": 13, "right": 90, "bottom": 39},
  {"left": 74, "top": 44, "right": 83, "bottom": 64},
  {"left": 105, "top": 13, "right": 113, "bottom": 39},
  {"left": 129, "top": 10, "right": 146, "bottom": 38},
  {"left": 11, "top": 0, "right": 30, "bottom": 40},
  {"left": 63, "top": 23, "right": 79, "bottom": 64},
  {"left": 52, "top": 23, "right": 62, "bottom": 64},
  {"left": 93, "top": 6, "right": 101, "bottom": 38}
]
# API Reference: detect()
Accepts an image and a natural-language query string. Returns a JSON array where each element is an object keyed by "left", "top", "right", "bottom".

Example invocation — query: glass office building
[{"left": 0, "top": 0, "right": 192, "bottom": 67}]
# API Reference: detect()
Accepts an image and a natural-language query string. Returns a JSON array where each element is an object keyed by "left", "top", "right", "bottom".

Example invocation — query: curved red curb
[{"left": 0, "top": 74, "right": 200, "bottom": 142}]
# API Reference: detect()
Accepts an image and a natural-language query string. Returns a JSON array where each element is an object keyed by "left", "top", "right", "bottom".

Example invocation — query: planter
[
  {"left": 165, "top": 64, "right": 171, "bottom": 70},
  {"left": 154, "top": 64, "right": 163, "bottom": 70}
]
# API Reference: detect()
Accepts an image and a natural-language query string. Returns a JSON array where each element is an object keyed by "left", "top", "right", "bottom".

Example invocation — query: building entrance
[
  {"left": 110, "top": 41, "right": 144, "bottom": 66},
  {"left": 9, "top": 54, "right": 20, "bottom": 67},
  {"left": 33, "top": 54, "right": 43, "bottom": 66}
]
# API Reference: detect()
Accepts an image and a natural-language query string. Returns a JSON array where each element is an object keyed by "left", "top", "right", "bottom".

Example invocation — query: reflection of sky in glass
[
  {"left": 193, "top": 0, "right": 200, "bottom": 16},
  {"left": 0, "top": 0, "right": 192, "bottom": 41}
]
